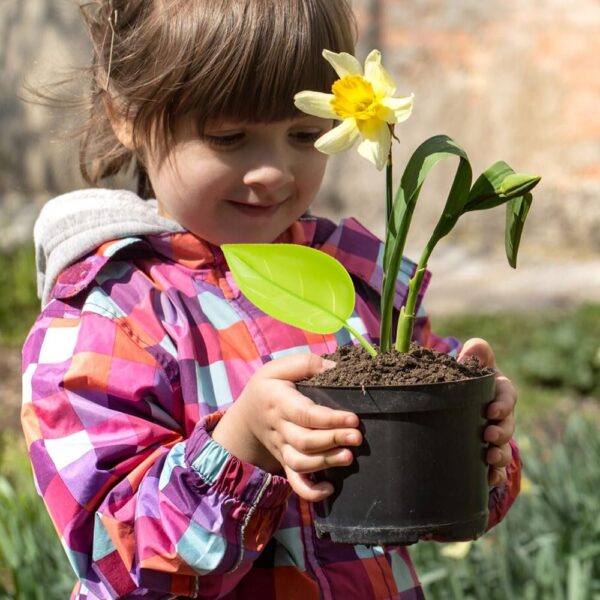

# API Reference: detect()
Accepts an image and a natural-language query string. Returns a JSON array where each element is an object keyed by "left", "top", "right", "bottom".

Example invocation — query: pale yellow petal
[
  {"left": 357, "top": 119, "right": 391, "bottom": 170},
  {"left": 520, "top": 475, "right": 534, "bottom": 495},
  {"left": 315, "top": 118, "right": 360, "bottom": 155},
  {"left": 375, "top": 104, "right": 396, "bottom": 124},
  {"left": 440, "top": 542, "right": 473, "bottom": 560},
  {"left": 294, "top": 91, "right": 338, "bottom": 119},
  {"left": 366, "top": 61, "right": 397, "bottom": 98},
  {"left": 379, "top": 93, "right": 414, "bottom": 124},
  {"left": 364, "top": 49, "right": 382, "bottom": 67},
  {"left": 322, "top": 49, "right": 363, "bottom": 78}
]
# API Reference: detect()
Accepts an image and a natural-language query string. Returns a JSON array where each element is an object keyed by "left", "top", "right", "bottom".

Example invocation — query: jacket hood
[{"left": 34, "top": 189, "right": 183, "bottom": 307}]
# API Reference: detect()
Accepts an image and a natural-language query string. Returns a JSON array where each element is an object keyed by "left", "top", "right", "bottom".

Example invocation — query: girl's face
[{"left": 146, "top": 117, "right": 332, "bottom": 245}]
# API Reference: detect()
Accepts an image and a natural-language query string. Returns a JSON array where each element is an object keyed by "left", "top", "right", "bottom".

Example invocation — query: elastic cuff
[{"left": 185, "top": 410, "right": 291, "bottom": 509}]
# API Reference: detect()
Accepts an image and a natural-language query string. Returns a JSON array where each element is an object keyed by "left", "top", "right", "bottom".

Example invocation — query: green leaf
[
  {"left": 427, "top": 150, "right": 473, "bottom": 242},
  {"left": 222, "top": 244, "right": 377, "bottom": 356},
  {"left": 500, "top": 173, "right": 542, "bottom": 198},
  {"left": 464, "top": 162, "right": 541, "bottom": 212},
  {"left": 385, "top": 136, "right": 470, "bottom": 259},
  {"left": 222, "top": 244, "right": 353, "bottom": 334},
  {"left": 505, "top": 192, "right": 533, "bottom": 268},
  {"left": 380, "top": 135, "right": 472, "bottom": 351},
  {"left": 464, "top": 161, "right": 515, "bottom": 212}
]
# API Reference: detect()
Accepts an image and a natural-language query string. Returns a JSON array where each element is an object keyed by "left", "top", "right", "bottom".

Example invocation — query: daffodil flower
[{"left": 294, "top": 49, "right": 414, "bottom": 170}]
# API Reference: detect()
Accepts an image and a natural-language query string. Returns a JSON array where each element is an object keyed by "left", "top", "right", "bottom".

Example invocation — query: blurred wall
[
  {"left": 323, "top": 0, "right": 600, "bottom": 262},
  {"left": 1, "top": 1, "right": 88, "bottom": 247},
  {"left": 1, "top": 0, "right": 599, "bottom": 268}
]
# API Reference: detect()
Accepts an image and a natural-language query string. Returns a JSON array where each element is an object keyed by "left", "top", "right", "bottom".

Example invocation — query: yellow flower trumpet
[{"left": 294, "top": 49, "right": 414, "bottom": 170}]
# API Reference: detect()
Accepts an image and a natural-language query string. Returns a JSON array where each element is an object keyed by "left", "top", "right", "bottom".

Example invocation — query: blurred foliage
[
  {"left": 436, "top": 304, "right": 600, "bottom": 415},
  {"left": 413, "top": 409, "right": 600, "bottom": 599},
  {"left": 0, "top": 432, "right": 73, "bottom": 599},
  {"left": 0, "top": 245, "right": 39, "bottom": 346},
  {"left": 519, "top": 312, "right": 600, "bottom": 395}
]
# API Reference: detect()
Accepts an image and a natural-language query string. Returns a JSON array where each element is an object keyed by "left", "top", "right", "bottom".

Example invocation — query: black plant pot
[{"left": 297, "top": 372, "right": 495, "bottom": 546}]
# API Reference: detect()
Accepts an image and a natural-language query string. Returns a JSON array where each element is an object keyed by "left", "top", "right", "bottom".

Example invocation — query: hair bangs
[{"left": 159, "top": 0, "right": 356, "bottom": 136}]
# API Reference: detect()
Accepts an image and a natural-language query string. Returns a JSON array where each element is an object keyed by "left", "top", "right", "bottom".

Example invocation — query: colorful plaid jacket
[{"left": 22, "top": 215, "right": 521, "bottom": 599}]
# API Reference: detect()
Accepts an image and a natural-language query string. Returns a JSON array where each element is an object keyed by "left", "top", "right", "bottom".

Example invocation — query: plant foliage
[
  {"left": 436, "top": 304, "right": 600, "bottom": 401},
  {"left": 0, "top": 245, "right": 39, "bottom": 346},
  {"left": 0, "top": 433, "right": 73, "bottom": 599}
]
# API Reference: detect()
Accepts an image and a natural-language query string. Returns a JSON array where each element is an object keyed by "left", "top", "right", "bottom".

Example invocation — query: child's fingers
[
  {"left": 488, "top": 466, "right": 507, "bottom": 487},
  {"left": 284, "top": 468, "right": 334, "bottom": 502},
  {"left": 486, "top": 375, "right": 517, "bottom": 420},
  {"left": 259, "top": 352, "right": 336, "bottom": 383},
  {"left": 282, "top": 387, "right": 359, "bottom": 429},
  {"left": 280, "top": 444, "right": 354, "bottom": 473},
  {"left": 486, "top": 442, "right": 512, "bottom": 468},
  {"left": 458, "top": 338, "right": 496, "bottom": 368},
  {"left": 484, "top": 415, "right": 515, "bottom": 446},
  {"left": 281, "top": 420, "right": 362, "bottom": 454}
]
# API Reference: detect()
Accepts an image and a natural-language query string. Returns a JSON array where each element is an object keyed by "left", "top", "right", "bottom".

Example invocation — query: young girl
[{"left": 23, "top": 1, "right": 521, "bottom": 598}]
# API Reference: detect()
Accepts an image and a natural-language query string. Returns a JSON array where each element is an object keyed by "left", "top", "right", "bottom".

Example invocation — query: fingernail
[
  {"left": 344, "top": 433, "right": 358, "bottom": 444},
  {"left": 345, "top": 415, "right": 358, "bottom": 427},
  {"left": 322, "top": 359, "right": 337, "bottom": 369}
]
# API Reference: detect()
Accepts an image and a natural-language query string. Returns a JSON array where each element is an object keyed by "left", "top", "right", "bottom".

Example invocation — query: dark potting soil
[{"left": 302, "top": 343, "right": 494, "bottom": 387}]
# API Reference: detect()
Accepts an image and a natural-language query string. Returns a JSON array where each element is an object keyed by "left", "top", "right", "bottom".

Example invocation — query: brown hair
[{"left": 77, "top": 0, "right": 356, "bottom": 197}]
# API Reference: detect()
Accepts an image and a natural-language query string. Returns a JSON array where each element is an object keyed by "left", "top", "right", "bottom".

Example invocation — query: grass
[
  {"left": 435, "top": 304, "right": 600, "bottom": 418},
  {"left": 0, "top": 432, "right": 73, "bottom": 599},
  {"left": 0, "top": 245, "right": 39, "bottom": 346}
]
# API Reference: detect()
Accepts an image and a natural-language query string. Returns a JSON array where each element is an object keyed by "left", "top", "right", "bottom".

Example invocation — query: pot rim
[
  {"left": 298, "top": 371, "right": 497, "bottom": 413},
  {"left": 297, "top": 370, "right": 495, "bottom": 391}
]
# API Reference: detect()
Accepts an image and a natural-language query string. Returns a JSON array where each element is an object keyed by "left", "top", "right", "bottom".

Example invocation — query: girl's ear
[{"left": 103, "top": 95, "right": 135, "bottom": 150}]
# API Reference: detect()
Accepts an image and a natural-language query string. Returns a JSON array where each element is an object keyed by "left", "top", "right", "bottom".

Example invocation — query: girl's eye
[
  {"left": 290, "top": 130, "right": 322, "bottom": 144},
  {"left": 205, "top": 132, "right": 245, "bottom": 147}
]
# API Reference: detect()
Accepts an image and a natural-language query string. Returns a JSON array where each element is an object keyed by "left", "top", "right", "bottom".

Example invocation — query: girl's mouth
[{"left": 226, "top": 200, "right": 282, "bottom": 218}]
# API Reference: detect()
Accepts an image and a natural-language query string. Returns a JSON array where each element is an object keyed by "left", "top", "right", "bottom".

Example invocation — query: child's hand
[
  {"left": 458, "top": 338, "right": 516, "bottom": 488},
  {"left": 211, "top": 354, "right": 362, "bottom": 502}
]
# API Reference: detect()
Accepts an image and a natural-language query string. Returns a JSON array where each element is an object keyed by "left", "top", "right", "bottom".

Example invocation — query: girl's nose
[{"left": 243, "top": 161, "right": 295, "bottom": 197}]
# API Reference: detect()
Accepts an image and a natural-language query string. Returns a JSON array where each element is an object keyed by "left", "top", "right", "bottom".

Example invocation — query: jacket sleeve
[{"left": 21, "top": 307, "right": 291, "bottom": 599}]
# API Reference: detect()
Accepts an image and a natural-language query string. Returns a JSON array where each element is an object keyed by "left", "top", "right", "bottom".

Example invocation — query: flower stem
[
  {"left": 380, "top": 134, "right": 395, "bottom": 353},
  {"left": 394, "top": 244, "right": 433, "bottom": 352},
  {"left": 386, "top": 147, "right": 393, "bottom": 227}
]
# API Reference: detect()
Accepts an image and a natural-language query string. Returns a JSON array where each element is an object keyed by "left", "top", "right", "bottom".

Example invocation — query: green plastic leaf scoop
[{"left": 221, "top": 243, "right": 377, "bottom": 356}]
